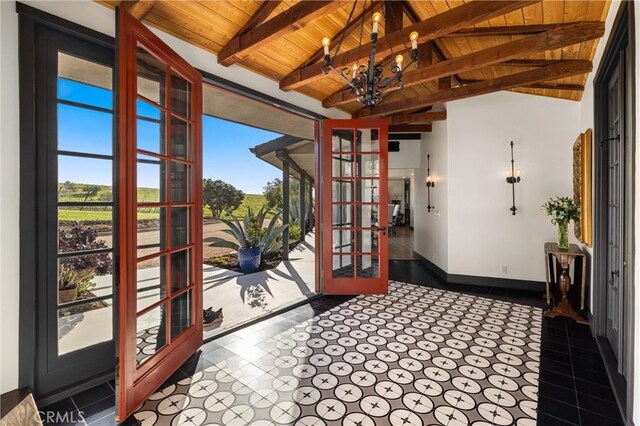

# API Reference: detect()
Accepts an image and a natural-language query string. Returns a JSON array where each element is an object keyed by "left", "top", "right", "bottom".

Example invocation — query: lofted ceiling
[{"left": 98, "top": 0, "right": 611, "bottom": 128}]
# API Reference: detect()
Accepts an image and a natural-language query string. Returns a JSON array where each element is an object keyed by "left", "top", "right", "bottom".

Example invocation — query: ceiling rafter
[
  {"left": 389, "top": 111, "right": 447, "bottom": 125},
  {"left": 389, "top": 124, "right": 432, "bottom": 133},
  {"left": 121, "top": 0, "right": 156, "bottom": 20},
  {"left": 292, "top": 2, "right": 383, "bottom": 72},
  {"left": 444, "top": 23, "right": 566, "bottom": 37},
  {"left": 323, "top": 21, "right": 603, "bottom": 108},
  {"left": 279, "top": 0, "right": 540, "bottom": 91},
  {"left": 459, "top": 78, "right": 585, "bottom": 92},
  {"left": 234, "top": 1, "right": 283, "bottom": 37},
  {"left": 354, "top": 60, "right": 593, "bottom": 118},
  {"left": 218, "top": 1, "right": 343, "bottom": 67}
]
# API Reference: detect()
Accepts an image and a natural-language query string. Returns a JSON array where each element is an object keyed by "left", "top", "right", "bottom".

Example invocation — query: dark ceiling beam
[
  {"left": 501, "top": 59, "right": 567, "bottom": 67},
  {"left": 121, "top": 0, "right": 156, "bottom": 20},
  {"left": 445, "top": 23, "right": 568, "bottom": 37},
  {"left": 324, "top": 21, "right": 603, "bottom": 108},
  {"left": 235, "top": 1, "right": 283, "bottom": 36},
  {"left": 388, "top": 111, "right": 447, "bottom": 125},
  {"left": 280, "top": 0, "right": 540, "bottom": 91},
  {"left": 389, "top": 124, "right": 432, "bottom": 133},
  {"left": 355, "top": 60, "right": 593, "bottom": 118},
  {"left": 218, "top": 1, "right": 342, "bottom": 66},
  {"left": 459, "top": 78, "right": 585, "bottom": 91}
]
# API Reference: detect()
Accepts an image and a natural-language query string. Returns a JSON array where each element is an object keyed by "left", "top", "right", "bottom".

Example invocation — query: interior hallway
[{"left": 389, "top": 226, "right": 414, "bottom": 261}]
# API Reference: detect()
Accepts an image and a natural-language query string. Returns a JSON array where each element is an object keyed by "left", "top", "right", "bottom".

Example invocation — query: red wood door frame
[
  {"left": 117, "top": 6, "right": 203, "bottom": 421},
  {"left": 321, "top": 119, "right": 389, "bottom": 295}
]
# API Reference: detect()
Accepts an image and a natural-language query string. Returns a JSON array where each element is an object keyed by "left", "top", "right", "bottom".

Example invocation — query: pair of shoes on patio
[{"left": 203, "top": 307, "right": 223, "bottom": 329}]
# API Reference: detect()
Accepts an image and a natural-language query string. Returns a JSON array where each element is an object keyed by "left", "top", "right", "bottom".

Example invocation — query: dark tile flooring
[{"left": 39, "top": 260, "right": 624, "bottom": 425}]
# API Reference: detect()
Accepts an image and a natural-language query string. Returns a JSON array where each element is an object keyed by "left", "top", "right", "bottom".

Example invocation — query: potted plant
[
  {"left": 205, "top": 206, "right": 289, "bottom": 273},
  {"left": 58, "top": 264, "right": 96, "bottom": 303},
  {"left": 542, "top": 196, "right": 580, "bottom": 249}
]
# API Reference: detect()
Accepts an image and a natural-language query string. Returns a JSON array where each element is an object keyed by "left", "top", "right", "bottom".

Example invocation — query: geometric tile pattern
[{"left": 133, "top": 281, "right": 542, "bottom": 425}]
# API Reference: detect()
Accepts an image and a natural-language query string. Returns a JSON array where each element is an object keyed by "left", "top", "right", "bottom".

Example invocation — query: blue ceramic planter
[{"left": 238, "top": 245, "right": 261, "bottom": 273}]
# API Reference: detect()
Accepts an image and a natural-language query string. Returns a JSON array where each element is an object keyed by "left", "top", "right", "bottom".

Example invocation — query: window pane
[
  {"left": 171, "top": 70, "right": 191, "bottom": 119},
  {"left": 137, "top": 207, "right": 166, "bottom": 259},
  {"left": 332, "top": 180, "right": 353, "bottom": 203},
  {"left": 137, "top": 257, "right": 167, "bottom": 312},
  {"left": 58, "top": 156, "right": 112, "bottom": 202},
  {"left": 137, "top": 46, "right": 166, "bottom": 105},
  {"left": 171, "top": 116, "right": 191, "bottom": 160},
  {"left": 356, "top": 255, "right": 379, "bottom": 278},
  {"left": 332, "top": 204, "right": 353, "bottom": 227},
  {"left": 332, "top": 229, "right": 354, "bottom": 254},
  {"left": 332, "top": 255, "right": 353, "bottom": 278},
  {"left": 137, "top": 304, "right": 167, "bottom": 366},
  {"left": 358, "top": 153, "right": 379, "bottom": 177},
  {"left": 58, "top": 215, "right": 113, "bottom": 252},
  {"left": 58, "top": 52, "right": 112, "bottom": 107},
  {"left": 171, "top": 207, "right": 190, "bottom": 248},
  {"left": 357, "top": 128, "right": 379, "bottom": 152},
  {"left": 332, "top": 154, "right": 353, "bottom": 178},
  {"left": 171, "top": 162, "right": 190, "bottom": 202},
  {"left": 137, "top": 105, "right": 166, "bottom": 154},
  {"left": 356, "top": 179, "right": 379, "bottom": 203},
  {"left": 58, "top": 300, "right": 112, "bottom": 356},
  {"left": 356, "top": 229, "right": 378, "bottom": 254},
  {"left": 358, "top": 204, "right": 378, "bottom": 228},
  {"left": 58, "top": 104, "right": 112, "bottom": 155},
  {"left": 171, "top": 290, "right": 192, "bottom": 340},
  {"left": 58, "top": 255, "right": 113, "bottom": 305},
  {"left": 332, "top": 129, "right": 354, "bottom": 152},
  {"left": 137, "top": 155, "right": 166, "bottom": 203},
  {"left": 171, "top": 249, "right": 191, "bottom": 292}
]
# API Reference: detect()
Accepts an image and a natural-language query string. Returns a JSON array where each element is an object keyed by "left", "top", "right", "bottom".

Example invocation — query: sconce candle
[
  {"left": 426, "top": 154, "right": 435, "bottom": 212},
  {"left": 505, "top": 141, "right": 521, "bottom": 215}
]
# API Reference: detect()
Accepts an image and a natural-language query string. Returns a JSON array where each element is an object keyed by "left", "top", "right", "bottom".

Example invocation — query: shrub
[
  {"left": 289, "top": 224, "right": 302, "bottom": 242},
  {"left": 58, "top": 264, "right": 95, "bottom": 291},
  {"left": 59, "top": 223, "right": 113, "bottom": 275}
]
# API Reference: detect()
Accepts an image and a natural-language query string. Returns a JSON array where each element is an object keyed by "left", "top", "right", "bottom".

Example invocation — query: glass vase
[{"left": 557, "top": 221, "right": 569, "bottom": 249}]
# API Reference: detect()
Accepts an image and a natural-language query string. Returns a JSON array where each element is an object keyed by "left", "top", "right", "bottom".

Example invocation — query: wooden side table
[{"left": 544, "top": 242, "right": 588, "bottom": 324}]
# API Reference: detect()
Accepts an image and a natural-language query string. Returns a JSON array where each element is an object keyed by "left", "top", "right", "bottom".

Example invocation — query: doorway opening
[{"left": 200, "top": 84, "right": 318, "bottom": 339}]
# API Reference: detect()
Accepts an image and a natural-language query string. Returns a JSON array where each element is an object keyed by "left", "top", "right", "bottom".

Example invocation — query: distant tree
[
  {"left": 263, "top": 178, "right": 299, "bottom": 209},
  {"left": 203, "top": 179, "right": 244, "bottom": 218},
  {"left": 63, "top": 181, "right": 76, "bottom": 192},
  {"left": 82, "top": 185, "right": 101, "bottom": 203},
  {"left": 263, "top": 178, "right": 283, "bottom": 209}
]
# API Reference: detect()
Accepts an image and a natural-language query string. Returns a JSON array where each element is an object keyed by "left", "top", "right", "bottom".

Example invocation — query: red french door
[
  {"left": 116, "top": 7, "right": 203, "bottom": 421},
  {"left": 321, "top": 119, "right": 389, "bottom": 294}
]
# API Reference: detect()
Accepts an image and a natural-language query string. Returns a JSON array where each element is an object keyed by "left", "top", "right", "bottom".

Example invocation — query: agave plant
[
  {"left": 205, "top": 206, "right": 289, "bottom": 255},
  {"left": 58, "top": 264, "right": 95, "bottom": 290}
]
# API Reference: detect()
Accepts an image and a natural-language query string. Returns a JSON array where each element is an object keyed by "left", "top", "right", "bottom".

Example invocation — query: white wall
[
  {"left": 414, "top": 121, "right": 448, "bottom": 271},
  {"left": 388, "top": 139, "right": 421, "bottom": 169},
  {"left": 0, "top": 0, "right": 348, "bottom": 394},
  {"left": 447, "top": 92, "right": 581, "bottom": 281},
  {"left": 388, "top": 180, "right": 405, "bottom": 207},
  {"left": 0, "top": 0, "right": 21, "bottom": 395}
]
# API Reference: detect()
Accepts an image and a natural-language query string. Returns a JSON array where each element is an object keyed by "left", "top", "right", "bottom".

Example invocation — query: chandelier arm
[{"left": 328, "top": 64, "right": 357, "bottom": 88}]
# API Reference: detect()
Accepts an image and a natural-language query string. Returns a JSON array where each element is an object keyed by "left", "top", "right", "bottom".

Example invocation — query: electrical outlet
[{"left": 501, "top": 265, "right": 508, "bottom": 274}]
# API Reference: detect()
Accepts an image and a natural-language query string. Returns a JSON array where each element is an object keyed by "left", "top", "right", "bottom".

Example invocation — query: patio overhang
[{"left": 250, "top": 135, "right": 314, "bottom": 183}]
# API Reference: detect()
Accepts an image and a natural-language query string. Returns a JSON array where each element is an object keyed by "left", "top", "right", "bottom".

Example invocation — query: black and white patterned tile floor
[{"left": 132, "top": 281, "right": 542, "bottom": 425}]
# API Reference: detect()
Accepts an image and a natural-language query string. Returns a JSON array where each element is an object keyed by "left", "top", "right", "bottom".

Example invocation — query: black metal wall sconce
[
  {"left": 505, "top": 141, "right": 521, "bottom": 215},
  {"left": 426, "top": 154, "right": 435, "bottom": 212}
]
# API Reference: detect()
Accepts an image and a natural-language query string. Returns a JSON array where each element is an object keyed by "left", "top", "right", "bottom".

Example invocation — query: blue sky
[{"left": 58, "top": 78, "right": 281, "bottom": 194}]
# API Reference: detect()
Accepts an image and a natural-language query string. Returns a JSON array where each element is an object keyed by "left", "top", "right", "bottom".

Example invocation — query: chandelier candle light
[{"left": 321, "top": 5, "right": 419, "bottom": 107}]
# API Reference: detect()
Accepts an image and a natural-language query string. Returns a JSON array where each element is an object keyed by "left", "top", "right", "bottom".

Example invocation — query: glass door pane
[
  {"left": 117, "top": 6, "right": 203, "bottom": 421},
  {"left": 322, "top": 120, "right": 388, "bottom": 295}
]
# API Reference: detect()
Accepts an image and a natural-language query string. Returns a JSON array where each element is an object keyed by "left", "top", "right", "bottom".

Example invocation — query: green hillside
[{"left": 58, "top": 183, "right": 267, "bottom": 222}]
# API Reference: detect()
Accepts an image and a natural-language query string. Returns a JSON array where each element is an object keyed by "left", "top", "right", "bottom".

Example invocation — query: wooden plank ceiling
[{"left": 100, "top": 0, "right": 611, "bottom": 124}]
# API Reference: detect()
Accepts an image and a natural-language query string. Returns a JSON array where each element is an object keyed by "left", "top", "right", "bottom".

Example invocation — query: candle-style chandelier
[{"left": 321, "top": 1, "right": 420, "bottom": 107}]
